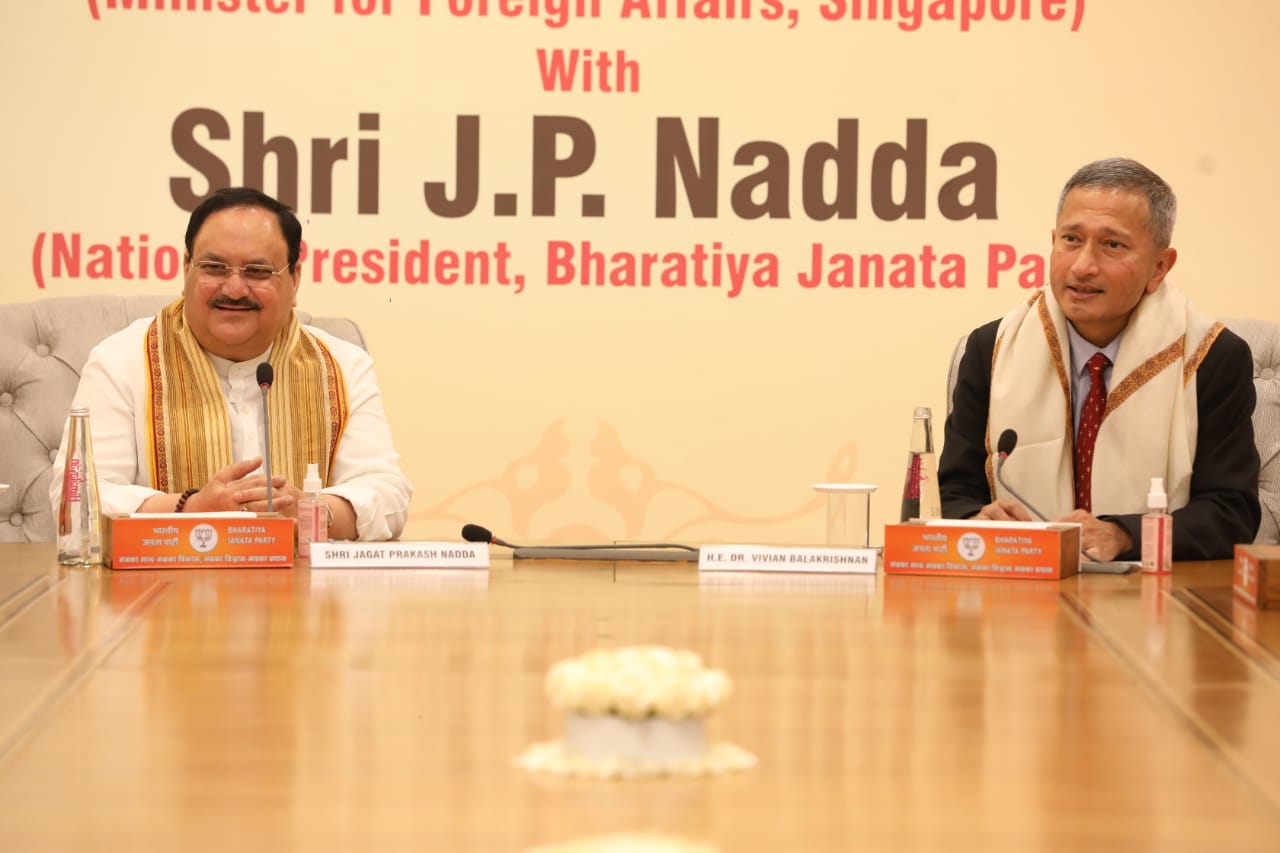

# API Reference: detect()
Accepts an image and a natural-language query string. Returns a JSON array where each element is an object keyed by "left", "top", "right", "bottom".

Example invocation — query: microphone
[
  {"left": 460, "top": 524, "right": 699, "bottom": 562},
  {"left": 994, "top": 428, "right": 1116, "bottom": 569},
  {"left": 994, "top": 429, "right": 1048, "bottom": 522},
  {"left": 256, "top": 362, "right": 274, "bottom": 513},
  {"left": 462, "top": 523, "right": 520, "bottom": 549}
]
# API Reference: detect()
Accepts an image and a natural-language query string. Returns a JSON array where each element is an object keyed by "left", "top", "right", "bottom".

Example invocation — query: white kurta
[{"left": 50, "top": 317, "right": 413, "bottom": 541}]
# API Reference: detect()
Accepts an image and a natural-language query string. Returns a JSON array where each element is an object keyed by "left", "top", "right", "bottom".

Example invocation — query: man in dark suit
[{"left": 938, "top": 158, "right": 1259, "bottom": 560}]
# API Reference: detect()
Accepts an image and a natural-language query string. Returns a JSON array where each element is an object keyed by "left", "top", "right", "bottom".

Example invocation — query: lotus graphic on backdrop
[{"left": 418, "top": 420, "right": 861, "bottom": 542}]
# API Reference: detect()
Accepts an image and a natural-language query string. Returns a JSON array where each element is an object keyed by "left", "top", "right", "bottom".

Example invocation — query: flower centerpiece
[{"left": 515, "top": 645, "right": 756, "bottom": 779}]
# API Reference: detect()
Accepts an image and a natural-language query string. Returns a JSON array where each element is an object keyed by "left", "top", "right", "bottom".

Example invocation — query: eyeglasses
[{"left": 192, "top": 260, "right": 290, "bottom": 284}]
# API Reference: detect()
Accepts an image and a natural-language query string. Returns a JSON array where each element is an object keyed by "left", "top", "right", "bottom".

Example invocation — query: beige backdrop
[{"left": 3, "top": 2, "right": 1277, "bottom": 543}]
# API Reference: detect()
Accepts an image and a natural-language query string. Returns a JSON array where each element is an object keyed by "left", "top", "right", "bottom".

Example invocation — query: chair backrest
[
  {"left": 0, "top": 295, "right": 367, "bottom": 544},
  {"left": 944, "top": 318, "right": 1280, "bottom": 545},
  {"left": 1227, "top": 318, "right": 1280, "bottom": 545}
]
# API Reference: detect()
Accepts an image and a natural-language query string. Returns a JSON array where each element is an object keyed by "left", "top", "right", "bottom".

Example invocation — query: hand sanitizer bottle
[
  {"left": 1141, "top": 477, "right": 1172, "bottom": 574},
  {"left": 297, "top": 463, "right": 328, "bottom": 558}
]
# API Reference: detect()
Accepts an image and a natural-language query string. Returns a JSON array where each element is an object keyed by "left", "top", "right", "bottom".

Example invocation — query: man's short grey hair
[{"left": 1057, "top": 158, "right": 1177, "bottom": 249}]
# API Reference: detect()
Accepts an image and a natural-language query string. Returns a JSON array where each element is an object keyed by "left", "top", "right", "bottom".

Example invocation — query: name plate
[
  {"left": 1234, "top": 544, "right": 1280, "bottom": 610},
  {"left": 884, "top": 519, "right": 1079, "bottom": 580},
  {"left": 105, "top": 513, "right": 295, "bottom": 570},
  {"left": 308, "top": 541, "right": 489, "bottom": 569},
  {"left": 698, "top": 544, "right": 877, "bottom": 574}
]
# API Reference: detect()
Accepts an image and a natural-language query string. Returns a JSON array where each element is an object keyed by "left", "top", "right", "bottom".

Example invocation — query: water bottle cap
[
  {"left": 913, "top": 406, "right": 932, "bottom": 419},
  {"left": 70, "top": 406, "right": 89, "bottom": 416}
]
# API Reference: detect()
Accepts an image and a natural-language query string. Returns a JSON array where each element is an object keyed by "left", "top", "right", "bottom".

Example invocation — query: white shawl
[{"left": 986, "top": 283, "right": 1221, "bottom": 519}]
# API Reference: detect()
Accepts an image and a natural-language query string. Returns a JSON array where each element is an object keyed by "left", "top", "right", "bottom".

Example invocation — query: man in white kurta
[
  {"left": 51, "top": 316, "right": 411, "bottom": 541},
  {"left": 50, "top": 187, "right": 411, "bottom": 541}
]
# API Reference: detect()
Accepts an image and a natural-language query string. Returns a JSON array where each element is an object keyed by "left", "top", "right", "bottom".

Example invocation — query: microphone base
[
  {"left": 1080, "top": 561, "right": 1138, "bottom": 575},
  {"left": 513, "top": 547, "right": 699, "bottom": 562}
]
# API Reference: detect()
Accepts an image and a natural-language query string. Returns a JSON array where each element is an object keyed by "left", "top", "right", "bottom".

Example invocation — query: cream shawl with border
[
  {"left": 144, "top": 298, "right": 349, "bottom": 493},
  {"left": 986, "top": 283, "right": 1221, "bottom": 519}
]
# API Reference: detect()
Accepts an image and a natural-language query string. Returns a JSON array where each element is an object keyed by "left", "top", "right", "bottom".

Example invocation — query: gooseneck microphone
[
  {"left": 460, "top": 524, "right": 699, "bottom": 562},
  {"left": 256, "top": 362, "right": 274, "bottom": 513},
  {"left": 995, "top": 428, "right": 1112, "bottom": 567},
  {"left": 994, "top": 429, "right": 1048, "bottom": 522},
  {"left": 462, "top": 524, "right": 520, "bottom": 549}
]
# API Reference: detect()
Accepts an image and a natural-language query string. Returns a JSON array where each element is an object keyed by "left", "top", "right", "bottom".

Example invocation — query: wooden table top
[{"left": 0, "top": 542, "right": 1278, "bottom": 851}]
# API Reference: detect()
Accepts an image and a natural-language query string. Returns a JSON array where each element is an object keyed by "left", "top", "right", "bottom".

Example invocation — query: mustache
[{"left": 210, "top": 295, "right": 262, "bottom": 311}]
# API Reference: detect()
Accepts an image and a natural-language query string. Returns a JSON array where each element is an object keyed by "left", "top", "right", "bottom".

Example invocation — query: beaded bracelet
[{"left": 174, "top": 488, "right": 199, "bottom": 513}]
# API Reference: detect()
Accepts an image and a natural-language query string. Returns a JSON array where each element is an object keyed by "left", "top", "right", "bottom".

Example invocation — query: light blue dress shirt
[{"left": 1065, "top": 324, "right": 1122, "bottom": 437}]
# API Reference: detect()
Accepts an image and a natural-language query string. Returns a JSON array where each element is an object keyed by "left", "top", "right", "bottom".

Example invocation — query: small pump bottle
[
  {"left": 297, "top": 463, "right": 329, "bottom": 558},
  {"left": 1141, "top": 477, "right": 1172, "bottom": 574}
]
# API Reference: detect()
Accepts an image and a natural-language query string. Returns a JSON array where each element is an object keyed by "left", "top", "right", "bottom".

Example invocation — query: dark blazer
[{"left": 938, "top": 319, "right": 1261, "bottom": 560}]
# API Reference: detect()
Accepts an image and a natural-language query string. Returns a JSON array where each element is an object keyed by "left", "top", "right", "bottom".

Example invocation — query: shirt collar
[
  {"left": 1066, "top": 323, "right": 1122, "bottom": 378},
  {"left": 206, "top": 345, "right": 273, "bottom": 380}
]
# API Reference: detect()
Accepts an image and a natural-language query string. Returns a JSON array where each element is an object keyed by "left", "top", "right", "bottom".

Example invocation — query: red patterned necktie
[{"left": 1074, "top": 352, "right": 1110, "bottom": 512}]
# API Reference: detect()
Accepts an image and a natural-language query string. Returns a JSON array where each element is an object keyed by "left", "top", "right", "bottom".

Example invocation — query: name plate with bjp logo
[
  {"left": 884, "top": 520, "right": 1081, "bottom": 580},
  {"left": 104, "top": 513, "right": 295, "bottom": 570},
  {"left": 1234, "top": 544, "right": 1280, "bottom": 610}
]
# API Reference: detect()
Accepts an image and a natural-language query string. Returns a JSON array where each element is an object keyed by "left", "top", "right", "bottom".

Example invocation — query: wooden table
[{"left": 1, "top": 542, "right": 1278, "bottom": 850}]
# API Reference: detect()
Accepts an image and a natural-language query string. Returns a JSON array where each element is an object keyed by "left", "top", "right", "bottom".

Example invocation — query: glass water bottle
[
  {"left": 900, "top": 406, "right": 942, "bottom": 522},
  {"left": 57, "top": 407, "right": 103, "bottom": 567}
]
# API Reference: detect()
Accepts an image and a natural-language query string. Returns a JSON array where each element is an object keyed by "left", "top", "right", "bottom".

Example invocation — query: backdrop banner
[{"left": 4, "top": 2, "right": 1276, "bottom": 543}]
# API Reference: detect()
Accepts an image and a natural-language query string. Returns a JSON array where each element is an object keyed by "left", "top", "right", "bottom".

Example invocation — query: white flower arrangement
[
  {"left": 515, "top": 645, "right": 756, "bottom": 779},
  {"left": 545, "top": 645, "right": 732, "bottom": 720}
]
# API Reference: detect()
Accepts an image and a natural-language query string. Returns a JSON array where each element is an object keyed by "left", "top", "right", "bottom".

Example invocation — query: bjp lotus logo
[
  {"left": 189, "top": 524, "right": 218, "bottom": 554},
  {"left": 958, "top": 532, "right": 985, "bottom": 561}
]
